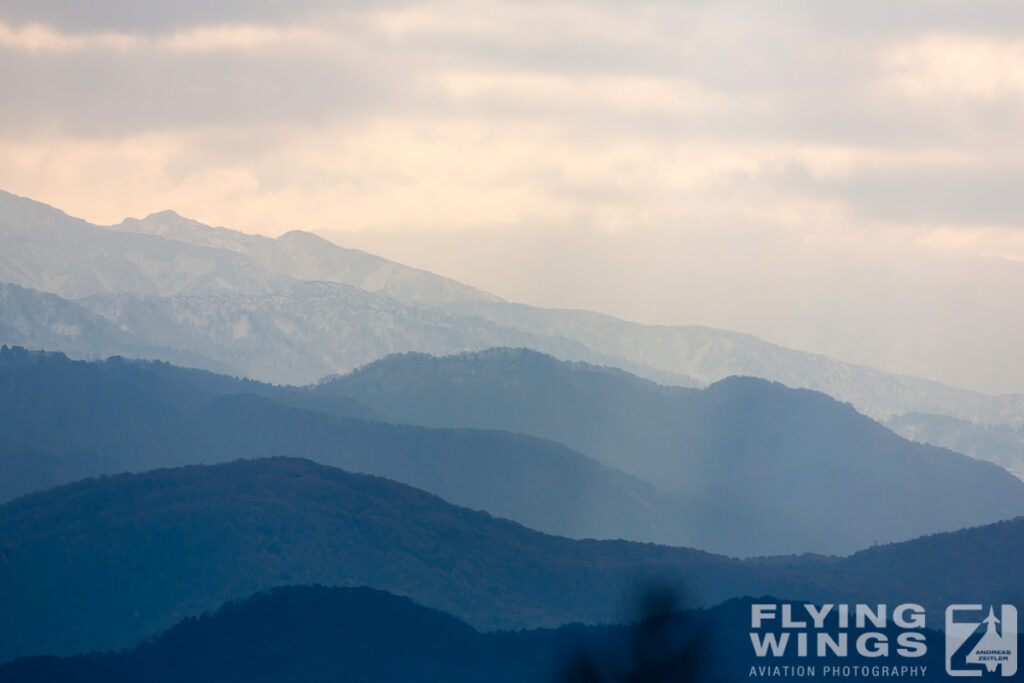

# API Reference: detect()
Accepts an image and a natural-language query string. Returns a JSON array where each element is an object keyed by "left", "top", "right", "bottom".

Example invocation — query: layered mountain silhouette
[
  {"left": 0, "top": 587, "right": 525, "bottom": 683},
  {"left": 0, "top": 346, "right": 720, "bottom": 550},
  {"left": 838, "top": 515, "right": 1024, "bottom": 605},
  {"left": 0, "top": 457, "right": 772, "bottom": 661},
  {"left": 888, "top": 412, "right": 1024, "bottom": 481},
  {"left": 0, "top": 586, "right": 971, "bottom": 683},
  {"left": 320, "top": 348, "right": 1024, "bottom": 554},
  {"left": 74, "top": 281, "right": 626, "bottom": 386},
  {"left": 113, "top": 209, "right": 498, "bottom": 305},
  {"left": 3, "top": 190, "right": 1021, "bottom": 681},
  {"left": 0, "top": 191, "right": 293, "bottom": 299},
  {"left": 5, "top": 346, "right": 1024, "bottom": 555},
  {"left": 2, "top": 189, "right": 1022, "bottom": 428},
  {"left": 4, "top": 456, "right": 1020, "bottom": 665},
  {"left": 0, "top": 282, "right": 234, "bottom": 374},
  {"left": 439, "top": 299, "right": 1024, "bottom": 425}
]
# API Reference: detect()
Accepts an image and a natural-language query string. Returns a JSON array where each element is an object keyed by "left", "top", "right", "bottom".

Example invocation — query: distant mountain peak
[
  {"left": 145, "top": 209, "right": 186, "bottom": 221},
  {"left": 118, "top": 208, "right": 235, "bottom": 239},
  {"left": 104, "top": 207, "right": 501, "bottom": 305},
  {"left": 276, "top": 229, "right": 332, "bottom": 244},
  {"left": 704, "top": 375, "right": 796, "bottom": 397}
]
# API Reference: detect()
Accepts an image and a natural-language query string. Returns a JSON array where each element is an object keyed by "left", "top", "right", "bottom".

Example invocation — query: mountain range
[
  {"left": 0, "top": 346, "right": 711, "bottom": 550},
  {"left": 4, "top": 346, "right": 1023, "bottom": 556},
  {"left": 320, "top": 347, "right": 1024, "bottom": 553},
  {"left": 0, "top": 586, "right": 969, "bottom": 683},
  {"left": 888, "top": 412, "right": 1024, "bottom": 481},
  {"left": 0, "top": 457, "right": 779, "bottom": 661},
  {"left": 3, "top": 188, "right": 1023, "bottom": 676},
  {"left": 112, "top": 210, "right": 497, "bottom": 305},
  {"left": 1, "top": 456, "right": 1021, "bottom": 665},
  {"left": 2, "top": 189, "right": 1022, "bottom": 438}
]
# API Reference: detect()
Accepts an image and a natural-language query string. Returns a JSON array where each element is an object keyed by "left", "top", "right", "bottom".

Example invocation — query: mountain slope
[
  {"left": 3, "top": 587, "right": 501, "bottom": 683},
  {"left": 4, "top": 346, "right": 1022, "bottom": 556},
  {"left": 0, "top": 457, "right": 776, "bottom": 661},
  {"left": 5, "top": 190, "right": 1021, "bottom": 430},
  {"left": 321, "top": 348, "right": 1024, "bottom": 555},
  {"left": 0, "top": 456, "right": 990, "bottom": 665},
  {"left": 1, "top": 458, "right": 1019, "bottom": 666},
  {"left": 0, "top": 276, "right": 697, "bottom": 387},
  {"left": 0, "top": 282, "right": 235, "bottom": 374},
  {"left": 75, "top": 281, "right": 622, "bottom": 386},
  {"left": 0, "top": 587, "right": 966, "bottom": 683},
  {"left": 837, "top": 516, "right": 1024, "bottom": 605},
  {"left": 113, "top": 210, "right": 499, "bottom": 305},
  {"left": 0, "top": 347, "right": 721, "bottom": 550},
  {"left": 0, "top": 190, "right": 293, "bottom": 299},
  {"left": 440, "top": 300, "right": 1024, "bottom": 424},
  {"left": 888, "top": 412, "right": 1024, "bottom": 481}
]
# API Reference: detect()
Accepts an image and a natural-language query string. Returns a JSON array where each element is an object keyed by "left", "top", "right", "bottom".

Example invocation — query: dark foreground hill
[
  {"left": 0, "top": 586, "right": 974, "bottom": 683},
  {"left": 0, "top": 457, "right": 785, "bottom": 662},
  {"left": 0, "top": 346, "right": 725, "bottom": 549},
  {"left": 321, "top": 348, "right": 1024, "bottom": 554},
  {"left": 1, "top": 457, "right": 1022, "bottom": 664}
]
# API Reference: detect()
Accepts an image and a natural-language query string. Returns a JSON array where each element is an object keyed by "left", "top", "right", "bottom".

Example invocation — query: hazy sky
[{"left": 2, "top": 1, "right": 1024, "bottom": 393}]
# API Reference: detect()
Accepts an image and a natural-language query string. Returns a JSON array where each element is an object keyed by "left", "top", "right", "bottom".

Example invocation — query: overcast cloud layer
[{"left": 2, "top": 1, "right": 1023, "bottom": 394}]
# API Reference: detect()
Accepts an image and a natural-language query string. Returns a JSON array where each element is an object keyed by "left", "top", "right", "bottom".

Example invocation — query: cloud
[
  {"left": 0, "top": 20, "right": 356, "bottom": 55},
  {"left": 2, "top": 2, "right": 1021, "bottom": 238},
  {"left": 0, "top": 22, "right": 139, "bottom": 52},
  {"left": 3, "top": 0, "right": 1024, "bottom": 391},
  {"left": 915, "top": 226, "right": 1024, "bottom": 262},
  {"left": 820, "top": 164, "right": 1024, "bottom": 227},
  {"left": 884, "top": 33, "right": 1024, "bottom": 101},
  {"left": 0, "top": 0, "right": 369, "bottom": 33}
]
